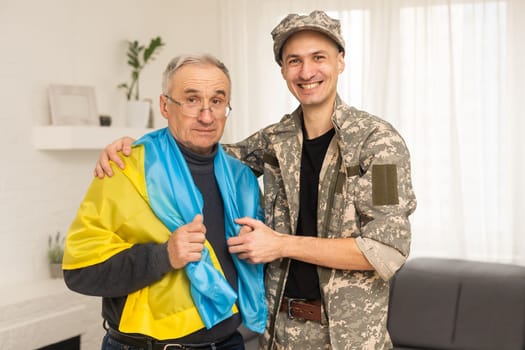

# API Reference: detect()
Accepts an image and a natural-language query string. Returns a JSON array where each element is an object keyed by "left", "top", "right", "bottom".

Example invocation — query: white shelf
[{"left": 33, "top": 126, "right": 153, "bottom": 150}]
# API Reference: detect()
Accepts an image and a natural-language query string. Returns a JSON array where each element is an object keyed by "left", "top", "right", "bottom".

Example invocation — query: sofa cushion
[
  {"left": 453, "top": 262, "right": 525, "bottom": 349},
  {"left": 388, "top": 258, "right": 461, "bottom": 349},
  {"left": 388, "top": 257, "right": 525, "bottom": 350}
]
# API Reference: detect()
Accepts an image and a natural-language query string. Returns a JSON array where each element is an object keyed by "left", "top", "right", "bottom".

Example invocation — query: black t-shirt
[{"left": 284, "top": 126, "right": 335, "bottom": 299}]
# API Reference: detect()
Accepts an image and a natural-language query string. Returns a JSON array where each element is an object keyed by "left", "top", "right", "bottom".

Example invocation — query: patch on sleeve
[{"left": 372, "top": 164, "right": 399, "bottom": 205}]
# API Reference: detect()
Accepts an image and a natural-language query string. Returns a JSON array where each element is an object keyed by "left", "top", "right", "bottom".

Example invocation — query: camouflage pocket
[{"left": 263, "top": 159, "right": 289, "bottom": 233}]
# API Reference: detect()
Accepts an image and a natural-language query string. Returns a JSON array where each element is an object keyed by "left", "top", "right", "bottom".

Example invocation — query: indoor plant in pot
[
  {"left": 48, "top": 231, "right": 64, "bottom": 278},
  {"left": 118, "top": 36, "right": 165, "bottom": 128}
]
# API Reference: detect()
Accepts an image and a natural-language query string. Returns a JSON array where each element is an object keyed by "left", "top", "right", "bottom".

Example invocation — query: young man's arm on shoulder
[{"left": 94, "top": 131, "right": 270, "bottom": 178}]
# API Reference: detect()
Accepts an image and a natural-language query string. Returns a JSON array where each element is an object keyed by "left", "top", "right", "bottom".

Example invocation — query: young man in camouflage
[{"left": 95, "top": 10, "right": 416, "bottom": 350}]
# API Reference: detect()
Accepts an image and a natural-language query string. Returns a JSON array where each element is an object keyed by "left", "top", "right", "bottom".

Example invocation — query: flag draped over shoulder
[
  {"left": 63, "top": 128, "right": 267, "bottom": 339},
  {"left": 135, "top": 128, "right": 267, "bottom": 332}
]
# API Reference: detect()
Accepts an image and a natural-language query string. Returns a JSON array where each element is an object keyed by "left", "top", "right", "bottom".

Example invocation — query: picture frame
[{"left": 48, "top": 84, "right": 98, "bottom": 125}]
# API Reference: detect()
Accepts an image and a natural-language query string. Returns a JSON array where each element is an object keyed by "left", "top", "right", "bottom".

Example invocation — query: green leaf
[
  {"left": 47, "top": 231, "right": 64, "bottom": 264},
  {"left": 119, "top": 36, "right": 165, "bottom": 100},
  {"left": 143, "top": 36, "right": 165, "bottom": 62}
]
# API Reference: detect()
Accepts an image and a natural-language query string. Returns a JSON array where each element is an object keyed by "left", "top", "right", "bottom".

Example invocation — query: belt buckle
[
  {"left": 162, "top": 345, "right": 185, "bottom": 350},
  {"left": 286, "top": 297, "right": 307, "bottom": 320}
]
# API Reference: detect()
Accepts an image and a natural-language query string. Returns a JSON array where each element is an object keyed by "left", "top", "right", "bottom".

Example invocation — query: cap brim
[{"left": 274, "top": 25, "right": 344, "bottom": 64}]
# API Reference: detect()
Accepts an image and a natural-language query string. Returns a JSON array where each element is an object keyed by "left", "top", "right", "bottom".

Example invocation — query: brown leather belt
[{"left": 279, "top": 297, "right": 322, "bottom": 322}]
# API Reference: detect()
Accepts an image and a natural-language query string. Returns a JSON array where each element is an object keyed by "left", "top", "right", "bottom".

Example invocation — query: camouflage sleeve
[
  {"left": 354, "top": 123, "right": 417, "bottom": 280},
  {"left": 355, "top": 237, "right": 406, "bottom": 280},
  {"left": 223, "top": 129, "right": 269, "bottom": 176}
]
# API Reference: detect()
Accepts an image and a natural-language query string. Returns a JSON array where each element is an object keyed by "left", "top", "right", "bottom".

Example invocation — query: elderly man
[
  {"left": 63, "top": 54, "right": 266, "bottom": 350},
  {"left": 94, "top": 11, "right": 416, "bottom": 350}
]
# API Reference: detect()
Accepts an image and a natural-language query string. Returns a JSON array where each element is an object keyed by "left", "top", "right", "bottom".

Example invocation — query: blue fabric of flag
[{"left": 134, "top": 128, "right": 267, "bottom": 333}]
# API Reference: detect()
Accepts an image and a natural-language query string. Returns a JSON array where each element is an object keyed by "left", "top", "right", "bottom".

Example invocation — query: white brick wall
[{"left": 0, "top": 0, "right": 222, "bottom": 285}]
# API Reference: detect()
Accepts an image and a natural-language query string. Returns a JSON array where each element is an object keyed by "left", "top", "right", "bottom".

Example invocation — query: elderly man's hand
[
  {"left": 94, "top": 137, "right": 136, "bottom": 178},
  {"left": 167, "top": 215, "right": 206, "bottom": 269}
]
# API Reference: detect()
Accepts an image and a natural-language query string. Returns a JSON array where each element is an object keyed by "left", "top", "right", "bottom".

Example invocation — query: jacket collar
[{"left": 267, "top": 96, "right": 350, "bottom": 234}]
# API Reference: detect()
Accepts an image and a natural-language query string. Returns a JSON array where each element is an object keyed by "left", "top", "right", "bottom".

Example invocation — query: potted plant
[
  {"left": 48, "top": 231, "right": 64, "bottom": 278},
  {"left": 118, "top": 36, "right": 165, "bottom": 128}
]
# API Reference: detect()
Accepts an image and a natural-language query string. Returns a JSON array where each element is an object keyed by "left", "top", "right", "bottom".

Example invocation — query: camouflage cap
[{"left": 271, "top": 10, "right": 345, "bottom": 66}]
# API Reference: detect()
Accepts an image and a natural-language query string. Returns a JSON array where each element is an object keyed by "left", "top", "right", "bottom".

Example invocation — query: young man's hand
[
  {"left": 94, "top": 137, "right": 136, "bottom": 178},
  {"left": 228, "top": 217, "right": 284, "bottom": 264}
]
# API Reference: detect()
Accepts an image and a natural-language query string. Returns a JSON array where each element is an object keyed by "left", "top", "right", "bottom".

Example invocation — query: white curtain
[{"left": 219, "top": 0, "right": 525, "bottom": 264}]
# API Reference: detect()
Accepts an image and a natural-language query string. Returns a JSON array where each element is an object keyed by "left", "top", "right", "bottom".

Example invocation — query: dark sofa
[{"left": 388, "top": 257, "right": 525, "bottom": 350}]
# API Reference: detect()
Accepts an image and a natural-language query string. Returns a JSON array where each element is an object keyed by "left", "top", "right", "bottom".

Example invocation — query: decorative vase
[
  {"left": 126, "top": 100, "right": 151, "bottom": 128},
  {"left": 49, "top": 262, "right": 63, "bottom": 279}
]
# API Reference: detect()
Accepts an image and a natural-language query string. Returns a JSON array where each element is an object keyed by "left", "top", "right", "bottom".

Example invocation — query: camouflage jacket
[{"left": 225, "top": 95, "right": 417, "bottom": 349}]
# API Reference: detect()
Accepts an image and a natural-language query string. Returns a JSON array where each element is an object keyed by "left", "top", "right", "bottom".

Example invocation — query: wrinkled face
[
  {"left": 160, "top": 63, "right": 230, "bottom": 154},
  {"left": 280, "top": 30, "right": 345, "bottom": 109}
]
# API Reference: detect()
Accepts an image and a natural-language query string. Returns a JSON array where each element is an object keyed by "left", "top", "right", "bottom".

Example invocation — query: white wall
[{"left": 0, "top": 0, "right": 222, "bottom": 288}]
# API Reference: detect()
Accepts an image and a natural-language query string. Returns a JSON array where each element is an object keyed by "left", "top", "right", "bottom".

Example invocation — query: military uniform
[{"left": 225, "top": 95, "right": 417, "bottom": 349}]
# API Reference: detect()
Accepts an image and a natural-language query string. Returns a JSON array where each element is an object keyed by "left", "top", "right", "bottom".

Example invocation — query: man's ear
[
  {"left": 159, "top": 95, "right": 169, "bottom": 120},
  {"left": 337, "top": 52, "right": 345, "bottom": 74}
]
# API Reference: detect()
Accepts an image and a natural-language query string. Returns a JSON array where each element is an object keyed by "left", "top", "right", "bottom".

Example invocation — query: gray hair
[{"left": 161, "top": 54, "right": 231, "bottom": 95}]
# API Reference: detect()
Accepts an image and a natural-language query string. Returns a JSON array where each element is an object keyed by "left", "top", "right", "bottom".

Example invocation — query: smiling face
[
  {"left": 280, "top": 30, "right": 345, "bottom": 111},
  {"left": 160, "top": 63, "right": 230, "bottom": 154}
]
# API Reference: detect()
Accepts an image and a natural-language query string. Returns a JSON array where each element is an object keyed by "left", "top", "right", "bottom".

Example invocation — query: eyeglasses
[{"left": 163, "top": 95, "right": 232, "bottom": 118}]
